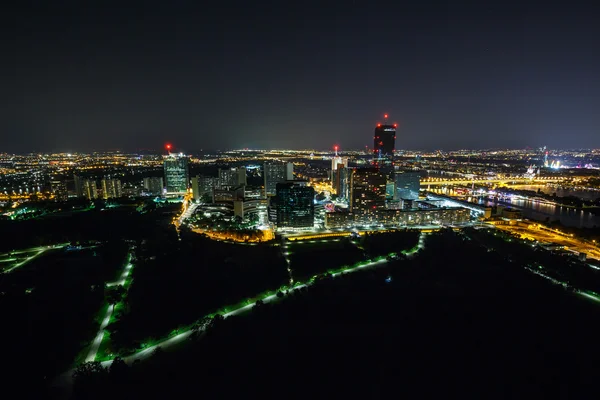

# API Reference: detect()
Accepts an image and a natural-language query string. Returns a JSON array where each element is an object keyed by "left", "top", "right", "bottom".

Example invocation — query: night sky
[{"left": 3, "top": 1, "right": 599, "bottom": 153}]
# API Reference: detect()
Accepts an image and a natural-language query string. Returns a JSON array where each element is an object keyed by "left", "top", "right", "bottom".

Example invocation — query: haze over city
[{"left": 3, "top": 1, "right": 600, "bottom": 152}]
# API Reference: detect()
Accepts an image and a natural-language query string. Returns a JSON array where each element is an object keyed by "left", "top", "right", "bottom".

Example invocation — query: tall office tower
[
  {"left": 331, "top": 156, "right": 349, "bottom": 193},
  {"left": 191, "top": 175, "right": 217, "bottom": 202},
  {"left": 331, "top": 156, "right": 348, "bottom": 173},
  {"left": 164, "top": 154, "right": 190, "bottom": 193},
  {"left": 275, "top": 182, "right": 315, "bottom": 229},
  {"left": 373, "top": 115, "right": 397, "bottom": 174},
  {"left": 143, "top": 177, "right": 164, "bottom": 195},
  {"left": 350, "top": 168, "right": 387, "bottom": 214},
  {"left": 101, "top": 178, "right": 123, "bottom": 199},
  {"left": 50, "top": 179, "right": 68, "bottom": 201},
  {"left": 334, "top": 166, "right": 350, "bottom": 199},
  {"left": 73, "top": 174, "right": 84, "bottom": 197},
  {"left": 82, "top": 179, "right": 98, "bottom": 200},
  {"left": 394, "top": 172, "right": 421, "bottom": 201},
  {"left": 264, "top": 162, "right": 294, "bottom": 196}
]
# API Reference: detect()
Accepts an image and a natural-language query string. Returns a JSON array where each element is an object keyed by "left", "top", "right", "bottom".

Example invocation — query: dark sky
[{"left": 3, "top": 1, "right": 599, "bottom": 152}]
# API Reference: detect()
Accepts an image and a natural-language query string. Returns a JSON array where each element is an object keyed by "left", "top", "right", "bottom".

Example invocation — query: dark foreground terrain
[{"left": 59, "top": 229, "right": 600, "bottom": 399}]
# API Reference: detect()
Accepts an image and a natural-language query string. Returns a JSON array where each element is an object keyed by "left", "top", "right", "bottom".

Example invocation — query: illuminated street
[
  {"left": 0, "top": 243, "right": 69, "bottom": 273},
  {"left": 85, "top": 256, "right": 134, "bottom": 362},
  {"left": 85, "top": 232, "right": 427, "bottom": 368},
  {"left": 494, "top": 223, "right": 600, "bottom": 261}
]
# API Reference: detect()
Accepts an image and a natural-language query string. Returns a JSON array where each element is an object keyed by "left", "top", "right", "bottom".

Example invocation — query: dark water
[
  {"left": 428, "top": 187, "right": 600, "bottom": 228},
  {"left": 487, "top": 197, "right": 600, "bottom": 228},
  {"left": 510, "top": 184, "right": 600, "bottom": 202}
]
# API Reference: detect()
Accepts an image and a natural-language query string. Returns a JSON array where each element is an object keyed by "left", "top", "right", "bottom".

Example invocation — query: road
[
  {"left": 84, "top": 256, "right": 134, "bottom": 362},
  {"left": 420, "top": 176, "right": 563, "bottom": 186},
  {"left": 52, "top": 233, "right": 427, "bottom": 393},
  {"left": 0, "top": 243, "right": 69, "bottom": 273},
  {"left": 495, "top": 224, "right": 600, "bottom": 261},
  {"left": 88, "top": 232, "right": 426, "bottom": 368}
]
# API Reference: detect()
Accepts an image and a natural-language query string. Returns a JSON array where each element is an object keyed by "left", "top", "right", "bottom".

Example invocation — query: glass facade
[
  {"left": 394, "top": 172, "right": 421, "bottom": 201},
  {"left": 276, "top": 182, "right": 315, "bottom": 229},
  {"left": 164, "top": 155, "right": 189, "bottom": 193}
]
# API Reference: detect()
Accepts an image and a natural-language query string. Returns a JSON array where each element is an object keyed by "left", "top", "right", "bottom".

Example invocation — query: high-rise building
[
  {"left": 164, "top": 154, "right": 189, "bottom": 193},
  {"left": 275, "top": 181, "right": 315, "bottom": 229},
  {"left": 191, "top": 175, "right": 217, "bottom": 202},
  {"left": 218, "top": 167, "right": 247, "bottom": 189},
  {"left": 82, "top": 179, "right": 98, "bottom": 200},
  {"left": 394, "top": 172, "right": 421, "bottom": 201},
  {"left": 334, "top": 166, "right": 350, "bottom": 199},
  {"left": 331, "top": 156, "right": 348, "bottom": 172},
  {"left": 73, "top": 175, "right": 84, "bottom": 197},
  {"left": 102, "top": 179, "right": 123, "bottom": 199},
  {"left": 373, "top": 118, "right": 397, "bottom": 173},
  {"left": 264, "top": 162, "right": 294, "bottom": 196},
  {"left": 50, "top": 179, "right": 68, "bottom": 201},
  {"left": 237, "top": 167, "right": 247, "bottom": 186},
  {"left": 143, "top": 177, "right": 164, "bottom": 195},
  {"left": 350, "top": 168, "right": 386, "bottom": 214}
]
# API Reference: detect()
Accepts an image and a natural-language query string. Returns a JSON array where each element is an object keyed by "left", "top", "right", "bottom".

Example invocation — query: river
[
  {"left": 508, "top": 184, "right": 600, "bottom": 202},
  {"left": 427, "top": 187, "right": 600, "bottom": 228}
]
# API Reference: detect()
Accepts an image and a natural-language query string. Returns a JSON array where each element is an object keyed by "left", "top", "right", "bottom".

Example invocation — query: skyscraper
[
  {"left": 350, "top": 168, "right": 386, "bottom": 214},
  {"left": 275, "top": 182, "right": 315, "bottom": 229},
  {"left": 331, "top": 156, "right": 349, "bottom": 197},
  {"left": 334, "top": 166, "right": 350, "bottom": 199},
  {"left": 164, "top": 154, "right": 189, "bottom": 193},
  {"left": 264, "top": 162, "right": 294, "bottom": 196},
  {"left": 373, "top": 115, "right": 397, "bottom": 173}
]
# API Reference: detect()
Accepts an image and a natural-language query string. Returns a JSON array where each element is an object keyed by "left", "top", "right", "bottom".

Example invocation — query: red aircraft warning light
[
  {"left": 166, "top": 143, "right": 172, "bottom": 150},
  {"left": 384, "top": 114, "right": 388, "bottom": 119}
]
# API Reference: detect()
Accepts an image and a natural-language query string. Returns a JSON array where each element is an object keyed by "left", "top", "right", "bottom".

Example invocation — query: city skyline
[{"left": 3, "top": 2, "right": 600, "bottom": 153}]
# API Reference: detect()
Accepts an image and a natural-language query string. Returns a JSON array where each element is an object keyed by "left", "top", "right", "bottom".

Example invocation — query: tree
[
  {"left": 108, "top": 356, "right": 129, "bottom": 380},
  {"left": 72, "top": 361, "right": 108, "bottom": 398},
  {"left": 106, "top": 285, "right": 125, "bottom": 308}
]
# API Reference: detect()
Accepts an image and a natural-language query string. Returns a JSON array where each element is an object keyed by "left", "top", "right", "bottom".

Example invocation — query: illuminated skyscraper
[
  {"left": 373, "top": 114, "right": 397, "bottom": 173},
  {"left": 275, "top": 181, "right": 315, "bottom": 229},
  {"left": 164, "top": 154, "right": 190, "bottom": 193},
  {"left": 350, "top": 168, "right": 386, "bottom": 214}
]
